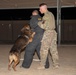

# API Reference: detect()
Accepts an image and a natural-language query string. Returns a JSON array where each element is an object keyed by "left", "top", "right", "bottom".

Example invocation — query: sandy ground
[{"left": 0, "top": 45, "right": 76, "bottom": 75}]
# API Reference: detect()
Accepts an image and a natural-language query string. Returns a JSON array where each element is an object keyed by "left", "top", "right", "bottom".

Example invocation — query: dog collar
[{"left": 24, "top": 35, "right": 29, "bottom": 39}]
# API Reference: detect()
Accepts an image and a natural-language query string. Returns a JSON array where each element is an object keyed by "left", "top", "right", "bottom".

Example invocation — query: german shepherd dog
[{"left": 8, "top": 24, "right": 35, "bottom": 71}]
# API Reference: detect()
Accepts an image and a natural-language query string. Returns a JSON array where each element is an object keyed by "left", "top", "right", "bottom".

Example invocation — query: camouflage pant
[{"left": 40, "top": 30, "right": 59, "bottom": 67}]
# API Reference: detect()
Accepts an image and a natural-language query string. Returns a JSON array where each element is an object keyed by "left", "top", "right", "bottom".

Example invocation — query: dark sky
[{"left": 0, "top": 7, "right": 76, "bottom": 20}]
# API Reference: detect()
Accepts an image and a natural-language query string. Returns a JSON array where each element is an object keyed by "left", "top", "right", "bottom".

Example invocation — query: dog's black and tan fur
[{"left": 8, "top": 24, "right": 35, "bottom": 71}]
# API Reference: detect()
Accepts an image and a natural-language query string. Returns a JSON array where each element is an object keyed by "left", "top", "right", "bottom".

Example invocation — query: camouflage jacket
[{"left": 38, "top": 10, "right": 55, "bottom": 31}]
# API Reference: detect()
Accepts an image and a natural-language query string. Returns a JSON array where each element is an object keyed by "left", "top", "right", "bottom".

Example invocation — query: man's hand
[{"left": 42, "top": 20, "right": 46, "bottom": 24}]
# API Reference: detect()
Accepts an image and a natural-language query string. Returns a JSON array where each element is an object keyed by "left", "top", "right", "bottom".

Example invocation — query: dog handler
[{"left": 38, "top": 3, "right": 59, "bottom": 69}]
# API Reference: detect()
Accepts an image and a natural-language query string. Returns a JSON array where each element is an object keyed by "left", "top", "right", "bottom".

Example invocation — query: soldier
[{"left": 38, "top": 3, "right": 59, "bottom": 69}]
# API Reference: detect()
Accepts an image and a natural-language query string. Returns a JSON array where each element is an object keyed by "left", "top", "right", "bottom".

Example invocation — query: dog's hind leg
[
  {"left": 8, "top": 58, "right": 13, "bottom": 71},
  {"left": 12, "top": 58, "right": 20, "bottom": 71}
]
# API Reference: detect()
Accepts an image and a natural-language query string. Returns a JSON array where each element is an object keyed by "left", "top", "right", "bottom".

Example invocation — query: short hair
[
  {"left": 32, "top": 10, "right": 39, "bottom": 14},
  {"left": 39, "top": 3, "right": 47, "bottom": 7}
]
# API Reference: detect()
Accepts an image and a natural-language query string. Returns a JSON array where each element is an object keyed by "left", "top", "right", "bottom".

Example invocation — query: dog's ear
[
  {"left": 21, "top": 27, "right": 25, "bottom": 33},
  {"left": 21, "top": 24, "right": 31, "bottom": 33}
]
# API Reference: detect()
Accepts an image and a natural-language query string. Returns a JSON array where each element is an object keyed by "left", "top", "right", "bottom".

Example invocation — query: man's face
[{"left": 39, "top": 6, "right": 45, "bottom": 14}]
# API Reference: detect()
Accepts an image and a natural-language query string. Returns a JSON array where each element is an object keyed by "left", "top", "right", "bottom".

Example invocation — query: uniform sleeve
[
  {"left": 38, "top": 15, "right": 50, "bottom": 30},
  {"left": 42, "top": 16, "right": 50, "bottom": 30},
  {"left": 38, "top": 13, "right": 55, "bottom": 30},
  {"left": 38, "top": 21, "right": 44, "bottom": 29}
]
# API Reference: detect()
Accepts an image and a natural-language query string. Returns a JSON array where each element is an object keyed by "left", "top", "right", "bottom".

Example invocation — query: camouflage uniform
[{"left": 38, "top": 10, "right": 59, "bottom": 68}]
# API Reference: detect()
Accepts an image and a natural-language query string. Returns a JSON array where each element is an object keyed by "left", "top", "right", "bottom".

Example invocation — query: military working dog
[{"left": 8, "top": 24, "right": 35, "bottom": 71}]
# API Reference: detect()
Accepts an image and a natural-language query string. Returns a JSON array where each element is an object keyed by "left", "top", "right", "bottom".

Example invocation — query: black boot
[{"left": 45, "top": 57, "right": 49, "bottom": 69}]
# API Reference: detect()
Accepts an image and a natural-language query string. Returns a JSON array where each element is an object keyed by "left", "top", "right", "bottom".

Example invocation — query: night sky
[{"left": 0, "top": 7, "right": 76, "bottom": 20}]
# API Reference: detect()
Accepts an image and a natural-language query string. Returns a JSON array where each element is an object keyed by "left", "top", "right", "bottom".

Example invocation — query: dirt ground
[{"left": 0, "top": 45, "right": 76, "bottom": 75}]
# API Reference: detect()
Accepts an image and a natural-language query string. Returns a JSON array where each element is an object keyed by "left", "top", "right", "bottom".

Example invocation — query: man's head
[
  {"left": 32, "top": 10, "right": 39, "bottom": 15},
  {"left": 39, "top": 3, "right": 48, "bottom": 14}
]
